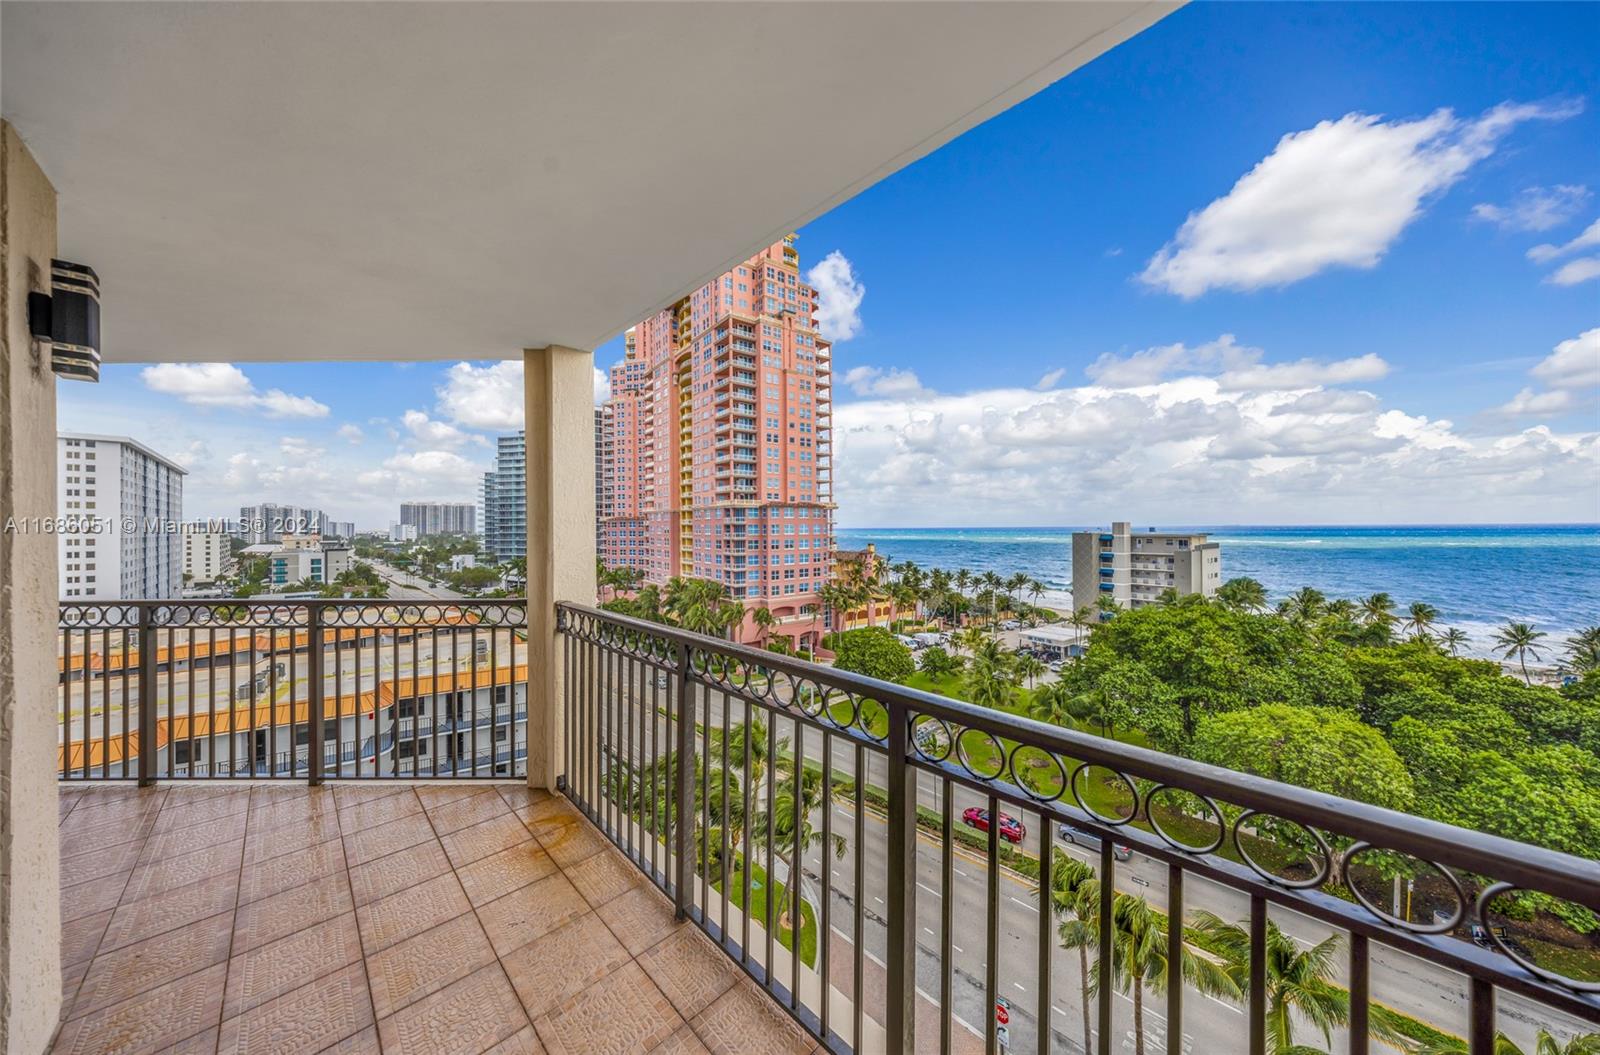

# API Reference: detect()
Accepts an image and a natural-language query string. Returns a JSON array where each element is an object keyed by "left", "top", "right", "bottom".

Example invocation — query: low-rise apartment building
[
  {"left": 1071, "top": 521, "right": 1221, "bottom": 616},
  {"left": 181, "top": 522, "right": 233, "bottom": 585}
]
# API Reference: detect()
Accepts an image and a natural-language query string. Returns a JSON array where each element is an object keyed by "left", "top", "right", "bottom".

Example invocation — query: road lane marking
[
  {"left": 916, "top": 882, "right": 941, "bottom": 897},
  {"left": 1013, "top": 982, "right": 1027, "bottom": 993},
  {"left": 953, "top": 943, "right": 964, "bottom": 953}
]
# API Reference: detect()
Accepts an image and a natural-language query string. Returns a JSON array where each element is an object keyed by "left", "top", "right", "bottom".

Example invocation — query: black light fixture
[{"left": 28, "top": 259, "right": 100, "bottom": 382}]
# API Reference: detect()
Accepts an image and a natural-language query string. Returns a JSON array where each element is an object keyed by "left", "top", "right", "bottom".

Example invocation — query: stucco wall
[{"left": 0, "top": 120, "right": 62, "bottom": 1055}]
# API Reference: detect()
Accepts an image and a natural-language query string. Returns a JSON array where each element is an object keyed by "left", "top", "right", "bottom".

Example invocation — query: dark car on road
[
  {"left": 962, "top": 806, "right": 1025, "bottom": 844},
  {"left": 1058, "top": 822, "right": 1132, "bottom": 861}
]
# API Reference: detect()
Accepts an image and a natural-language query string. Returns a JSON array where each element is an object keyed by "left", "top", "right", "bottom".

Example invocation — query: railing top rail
[
  {"left": 59, "top": 598, "right": 527, "bottom": 608},
  {"left": 556, "top": 601, "right": 1600, "bottom": 910}
]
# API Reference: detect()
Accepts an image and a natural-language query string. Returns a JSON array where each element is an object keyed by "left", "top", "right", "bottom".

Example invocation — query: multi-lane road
[{"left": 606, "top": 677, "right": 1594, "bottom": 1054}]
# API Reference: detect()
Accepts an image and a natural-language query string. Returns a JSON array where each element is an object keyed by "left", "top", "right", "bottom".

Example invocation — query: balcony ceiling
[{"left": 1, "top": 1, "right": 1174, "bottom": 363}]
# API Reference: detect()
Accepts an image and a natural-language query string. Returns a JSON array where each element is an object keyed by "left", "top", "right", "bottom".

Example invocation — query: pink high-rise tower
[{"left": 600, "top": 236, "right": 833, "bottom": 648}]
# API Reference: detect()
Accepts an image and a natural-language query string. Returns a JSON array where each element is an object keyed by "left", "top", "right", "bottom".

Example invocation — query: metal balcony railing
[
  {"left": 556, "top": 602, "right": 1599, "bottom": 1055},
  {"left": 58, "top": 599, "right": 528, "bottom": 783}
]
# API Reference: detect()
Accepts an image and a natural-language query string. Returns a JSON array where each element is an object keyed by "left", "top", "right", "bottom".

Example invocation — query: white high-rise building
[
  {"left": 398, "top": 502, "right": 476, "bottom": 537},
  {"left": 182, "top": 522, "right": 232, "bottom": 585},
  {"left": 58, "top": 433, "right": 186, "bottom": 600}
]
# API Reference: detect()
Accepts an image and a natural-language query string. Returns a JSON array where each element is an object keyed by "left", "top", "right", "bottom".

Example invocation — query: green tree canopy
[{"left": 831, "top": 627, "right": 915, "bottom": 684}]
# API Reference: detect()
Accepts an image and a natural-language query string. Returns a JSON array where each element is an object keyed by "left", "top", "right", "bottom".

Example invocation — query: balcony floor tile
[{"left": 54, "top": 784, "right": 820, "bottom": 1055}]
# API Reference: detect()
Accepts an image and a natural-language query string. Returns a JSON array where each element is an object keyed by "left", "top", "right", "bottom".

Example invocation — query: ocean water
[{"left": 832, "top": 525, "right": 1600, "bottom": 657}]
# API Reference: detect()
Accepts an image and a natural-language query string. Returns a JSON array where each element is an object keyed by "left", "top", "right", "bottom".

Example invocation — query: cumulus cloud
[
  {"left": 1141, "top": 99, "right": 1583, "bottom": 297},
  {"left": 401, "top": 409, "right": 480, "bottom": 450},
  {"left": 337, "top": 424, "right": 364, "bottom": 444},
  {"left": 1546, "top": 256, "right": 1600, "bottom": 286},
  {"left": 1527, "top": 217, "right": 1600, "bottom": 263},
  {"left": 1494, "top": 388, "right": 1578, "bottom": 417},
  {"left": 140, "top": 363, "right": 329, "bottom": 418},
  {"left": 1472, "top": 185, "right": 1590, "bottom": 232},
  {"left": 594, "top": 367, "right": 610, "bottom": 405},
  {"left": 1216, "top": 352, "right": 1389, "bottom": 392},
  {"left": 1530, "top": 327, "right": 1600, "bottom": 392},
  {"left": 436, "top": 361, "right": 523, "bottom": 430},
  {"left": 841, "top": 365, "right": 928, "bottom": 399},
  {"left": 807, "top": 251, "right": 866, "bottom": 342},
  {"left": 834, "top": 362, "right": 1597, "bottom": 525}
]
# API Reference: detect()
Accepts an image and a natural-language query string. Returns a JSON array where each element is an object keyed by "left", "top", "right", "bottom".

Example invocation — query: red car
[{"left": 962, "top": 806, "right": 1025, "bottom": 844}]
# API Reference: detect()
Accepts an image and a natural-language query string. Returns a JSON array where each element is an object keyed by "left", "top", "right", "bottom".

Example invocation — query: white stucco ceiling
[{"left": 2, "top": 1, "right": 1175, "bottom": 363}]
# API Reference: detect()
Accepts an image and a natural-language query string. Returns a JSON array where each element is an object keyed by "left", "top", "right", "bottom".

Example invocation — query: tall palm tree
[
  {"left": 1028, "top": 578, "right": 1047, "bottom": 614},
  {"left": 1440, "top": 627, "right": 1469, "bottom": 656},
  {"left": 1014, "top": 652, "right": 1047, "bottom": 690},
  {"left": 752, "top": 766, "right": 844, "bottom": 929},
  {"left": 1403, "top": 601, "right": 1440, "bottom": 641},
  {"left": 953, "top": 568, "right": 974, "bottom": 621},
  {"left": 1100, "top": 895, "right": 1239, "bottom": 1055},
  {"left": 1493, "top": 621, "right": 1548, "bottom": 685},
  {"left": 965, "top": 638, "right": 1018, "bottom": 710},
  {"left": 1094, "top": 595, "right": 1121, "bottom": 621},
  {"left": 752, "top": 606, "right": 776, "bottom": 646},
  {"left": 1046, "top": 852, "right": 1099, "bottom": 1055},
  {"left": 1069, "top": 606, "right": 1095, "bottom": 656},
  {"left": 1190, "top": 911, "right": 1351, "bottom": 1055}
]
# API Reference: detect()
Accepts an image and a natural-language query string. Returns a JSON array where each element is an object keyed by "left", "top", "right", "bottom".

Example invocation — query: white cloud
[
  {"left": 841, "top": 365, "right": 928, "bottom": 399},
  {"left": 140, "top": 363, "right": 329, "bottom": 418},
  {"left": 1034, "top": 368, "right": 1066, "bottom": 390},
  {"left": 1086, "top": 334, "right": 1260, "bottom": 387},
  {"left": 336, "top": 424, "right": 364, "bottom": 444},
  {"left": 593, "top": 367, "right": 610, "bottom": 405},
  {"left": 1472, "top": 185, "right": 1590, "bottom": 231},
  {"left": 1083, "top": 334, "right": 1387, "bottom": 393},
  {"left": 834, "top": 359, "right": 1598, "bottom": 525},
  {"left": 1527, "top": 217, "right": 1600, "bottom": 263},
  {"left": 1141, "top": 100, "right": 1583, "bottom": 297},
  {"left": 436, "top": 361, "right": 524, "bottom": 430},
  {"left": 1546, "top": 256, "right": 1600, "bottom": 286},
  {"left": 1493, "top": 388, "right": 1577, "bottom": 417},
  {"left": 401, "top": 409, "right": 478, "bottom": 450},
  {"left": 1217, "top": 352, "right": 1389, "bottom": 392},
  {"left": 1531, "top": 328, "right": 1600, "bottom": 390},
  {"left": 806, "top": 251, "right": 865, "bottom": 342}
]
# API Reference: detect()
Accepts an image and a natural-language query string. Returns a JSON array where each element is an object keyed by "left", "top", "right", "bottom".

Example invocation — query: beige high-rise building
[
  {"left": 181, "top": 522, "right": 232, "bottom": 585},
  {"left": 1072, "top": 522, "right": 1221, "bottom": 618}
]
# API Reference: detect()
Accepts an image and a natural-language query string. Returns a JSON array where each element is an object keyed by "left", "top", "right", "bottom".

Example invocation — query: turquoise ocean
[{"left": 833, "top": 524, "right": 1600, "bottom": 659}]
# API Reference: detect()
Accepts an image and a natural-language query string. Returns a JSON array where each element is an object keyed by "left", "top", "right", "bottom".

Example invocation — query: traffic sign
[
  {"left": 996, "top": 1025, "right": 1011, "bottom": 1050},
  {"left": 995, "top": 1006, "right": 1010, "bottom": 1026}
]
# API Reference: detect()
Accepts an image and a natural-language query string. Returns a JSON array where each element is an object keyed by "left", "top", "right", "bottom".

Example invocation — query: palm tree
[
  {"left": 1360, "top": 592, "right": 1397, "bottom": 630},
  {"left": 1094, "top": 595, "right": 1121, "bottom": 621},
  {"left": 953, "top": 568, "right": 973, "bottom": 621},
  {"left": 752, "top": 606, "right": 776, "bottom": 645},
  {"left": 1190, "top": 911, "right": 1351, "bottom": 1055},
  {"left": 965, "top": 638, "right": 1018, "bottom": 710},
  {"left": 1028, "top": 679, "right": 1075, "bottom": 727},
  {"left": 752, "top": 766, "right": 844, "bottom": 929},
  {"left": 1100, "top": 895, "right": 1239, "bottom": 1055},
  {"left": 1069, "top": 606, "right": 1094, "bottom": 656},
  {"left": 1027, "top": 578, "right": 1047, "bottom": 615},
  {"left": 1403, "top": 601, "right": 1440, "bottom": 641},
  {"left": 1441, "top": 627, "right": 1469, "bottom": 656},
  {"left": 1047, "top": 852, "right": 1099, "bottom": 1055},
  {"left": 1415, "top": 1031, "right": 1600, "bottom": 1055},
  {"left": 1563, "top": 625, "right": 1600, "bottom": 674},
  {"left": 1217, "top": 577, "right": 1268, "bottom": 613},
  {"left": 1494, "top": 621, "right": 1548, "bottom": 685},
  {"left": 1014, "top": 652, "right": 1047, "bottom": 690},
  {"left": 1283, "top": 587, "right": 1326, "bottom": 626}
]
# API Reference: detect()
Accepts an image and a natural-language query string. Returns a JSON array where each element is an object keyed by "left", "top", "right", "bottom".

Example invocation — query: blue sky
[{"left": 62, "top": 2, "right": 1599, "bottom": 528}]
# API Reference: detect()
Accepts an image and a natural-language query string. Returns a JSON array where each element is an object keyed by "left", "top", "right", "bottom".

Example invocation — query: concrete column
[
  {"left": 523, "top": 345, "right": 596, "bottom": 790},
  {"left": 0, "top": 120, "right": 62, "bottom": 1055}
]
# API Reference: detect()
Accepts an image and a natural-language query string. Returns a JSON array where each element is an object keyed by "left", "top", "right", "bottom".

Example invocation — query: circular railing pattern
[{"left": 556, "top": 603, "right": 1600, "bottom": 996}]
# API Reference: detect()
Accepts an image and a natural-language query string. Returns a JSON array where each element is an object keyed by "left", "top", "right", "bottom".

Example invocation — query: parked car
[
  {"left": 962, "top": 806, "right": 1025, "bottom": 844},
  {"left": 1058, "top": 823, "right": 1132, "bottom": 861},
  {"left": 1047, "top": 661, "right": 1063, "bottom": 673}
]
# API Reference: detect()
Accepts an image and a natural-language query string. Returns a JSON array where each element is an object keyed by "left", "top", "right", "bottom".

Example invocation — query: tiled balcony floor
[{"left": 55, "top": 783, "right": 819, "bottom": 1055}]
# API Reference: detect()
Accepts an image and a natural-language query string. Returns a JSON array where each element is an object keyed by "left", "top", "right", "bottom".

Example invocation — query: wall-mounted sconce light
[{"left": 28, "top": 259, "right": 100, "bottom": 382}]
